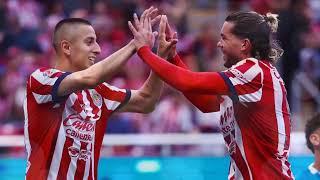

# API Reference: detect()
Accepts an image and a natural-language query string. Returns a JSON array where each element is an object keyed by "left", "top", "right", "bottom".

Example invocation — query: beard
[{"left": 223, "top": 55, "right": 240, "bottom": 68}]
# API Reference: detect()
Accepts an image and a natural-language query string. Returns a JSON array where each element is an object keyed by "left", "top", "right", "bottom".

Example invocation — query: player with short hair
[
  {"left": 129, "top": 11, "right": 293, "bottom": 179},
  {"left": 296, "top": 114, "right": 320, "bottom": 180},
  {"left": 24, "top": 7, "right": 161, "bottom": 180}
]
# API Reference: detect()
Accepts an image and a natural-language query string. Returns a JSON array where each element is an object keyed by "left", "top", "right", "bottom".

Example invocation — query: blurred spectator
[
  {"left": 296, "top": 113, "right": 320, "bottom": 179},
  {"left": 277, "top": 0, "right": 312, "bottom": 106}
]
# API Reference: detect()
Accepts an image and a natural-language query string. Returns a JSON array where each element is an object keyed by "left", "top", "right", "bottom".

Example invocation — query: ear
[
  {"left": 241, "top": 38, "right": 252, "bottom": 53},
  {"left": 310, "top": 133, "right": 320, "bottom": 146},
  {"left": 61, "top": 40, "right": 71, "bottom": 56}
]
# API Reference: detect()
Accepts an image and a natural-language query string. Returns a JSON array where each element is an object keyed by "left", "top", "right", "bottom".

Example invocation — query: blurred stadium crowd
[{"left": 0, "top": 0, "right": 319, "bottom": 155}]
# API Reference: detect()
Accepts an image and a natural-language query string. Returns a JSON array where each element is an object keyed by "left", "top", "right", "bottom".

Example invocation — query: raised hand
[
  {"left": 128, "top": 7, "right": 159, "bottom": 50},
  {"left": 157, "top": 15, "right": 178, "bottom": 60}
]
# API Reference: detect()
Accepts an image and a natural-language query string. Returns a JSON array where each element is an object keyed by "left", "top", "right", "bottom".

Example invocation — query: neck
[
  {"left": 54, "top": 55, "right": 76, "bottom": 72},
  {"left": 313, "top": 150, "right": 320, "bottom": 170},
  {"left": 240, "top": 53, "right": 251, "bottom": 60}
]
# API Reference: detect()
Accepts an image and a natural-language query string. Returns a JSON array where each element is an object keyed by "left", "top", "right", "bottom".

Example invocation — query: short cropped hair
[
  {"left": 52, "top": 18, "right": 92, "bottom": 52},
  {"left": 305, "top": 114, "right": 320, "bottom": 153}
]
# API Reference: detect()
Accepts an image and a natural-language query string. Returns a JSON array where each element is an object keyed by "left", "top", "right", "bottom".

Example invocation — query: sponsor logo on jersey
[
  {"left": 220, "top": 106, "right": 234, "bottom": 134},
  {"left": 63, "top": 114, "right": 95, "bottom": 132},
  {"left": 68, "top": 146, "right": 92, "bottom": 161},
  {"left": 68, "top": 146, "right": 80, "bottom": 157},
  {"left": 63, "top": 114, "right": 95, "bottom": 142},
  {"left": 79, "top": 150, "right": 91, "bottom": 161}
]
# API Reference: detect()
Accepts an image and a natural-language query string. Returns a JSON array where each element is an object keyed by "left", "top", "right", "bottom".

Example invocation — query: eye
[
  {"left": 86, "top": 40, "right": 93, "bottom": 45},
  {"left": 85, "top": 38, "right": 95, "bottom": 45}
]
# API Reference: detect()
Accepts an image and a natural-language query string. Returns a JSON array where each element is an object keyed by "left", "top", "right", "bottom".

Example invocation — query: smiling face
[
  {"left": 217, "top": 22, "right": 244, "bottom": 68},
  {"left": 68, "top": 24, "right": 101, "bottom": 71}
]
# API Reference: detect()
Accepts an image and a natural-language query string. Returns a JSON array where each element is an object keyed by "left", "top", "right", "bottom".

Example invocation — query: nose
[
  {"left": 93, "top": 43, "right": 101, "bottom": 55},
  {"left": 217, "top": 41, "right": 222, "bottom": 48}
]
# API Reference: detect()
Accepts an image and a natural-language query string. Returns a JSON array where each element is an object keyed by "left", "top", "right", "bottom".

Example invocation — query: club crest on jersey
[{"left": 91, "top": 91, "right": 102, "bottom": 107}]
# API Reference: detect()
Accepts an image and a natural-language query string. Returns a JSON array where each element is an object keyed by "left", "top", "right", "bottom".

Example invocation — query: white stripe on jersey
[
  {"left": 83, "top": 143, "right": 91, "bottom": 180},
  {"left": 229, "top": 60, "right": 261, "bottom": 86},
  {"left": 91, "top": 132, "right": 95, "bottom": 180},
  {"left": 48, "top": 122, "right": 67, "bottom": 180},
  {"left": 104, "top": 99, "right": 121, "bottom": 111},
  {"left": 235, "top": 120, "right": 253, "bottom": 179},
  {"left": 270, "top": 68, "right": 289, "bottom": 177},
  {"left": 67, "top": 139, "right": 81, "bottom": 180},
  {"left": 48, "top": 95, "right": 75, "bottom": 179},
  {"left": 102, "top": 82, "right": 126, "bottom": 93},
  {"left": 32, "top": 69, "right": 58, "bottom": 86},
  {"left": 23, "top": 92, "right": 32, "bottom": 174},
  {"left": 81, "top": 91, "right": 95, "bottom": 119},
  {"left": 238, "top": 87, "right": 262, "bottom": 103},
  {"left": 228, "top": 161, "right": 235, "bottom": 180},
  {"left": 32, "top": 92, "right": 52, "bottom": 104}
]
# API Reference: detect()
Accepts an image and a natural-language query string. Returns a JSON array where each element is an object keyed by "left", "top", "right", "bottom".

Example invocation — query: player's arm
[
  {"left": 57, "top": 41, "right": 136, "bottom": 97},
  {"left": 170, "top": 54, "right": 221, "bottom": 112},
  {"left": 117, "top": 8, "right": 163, "bottom": 113},
  {"left": 117, "top": 71, "right": 163, "bottom": 113},
  {"left": 156, "top": 16, "right": 221, "bottom": 112},
  {"left": 137, "top": 46, "right": 229, "bottom": 95}
]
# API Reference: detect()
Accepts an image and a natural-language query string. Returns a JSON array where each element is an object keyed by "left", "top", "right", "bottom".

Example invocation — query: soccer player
[
  {"left": 296, "top": 114, "right": 320, "bottom": 180},
  {"left": 128, "top": 12, "right": 293, "bottom": 179},
  {"left": 23, "top": 7, "right": 161, "bottom": 180}
]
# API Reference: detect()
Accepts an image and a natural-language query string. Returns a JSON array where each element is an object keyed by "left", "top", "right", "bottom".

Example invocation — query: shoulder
[
  {"left": 30, "top": 67, "right": 64, "bottom": 79},
  {"left": 97, "top": 82, "right": 126, "bottom": 93},
  {"left": 230, "top": 58, "right": 259, "bottom": 70},
  {"left": 226, "top": 58, "right": 262, "bottom": 80}
]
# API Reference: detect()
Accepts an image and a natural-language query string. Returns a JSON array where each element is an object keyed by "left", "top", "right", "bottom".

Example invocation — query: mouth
[{"left": 88, "top": 57, "right": 96, "bottom": 64}]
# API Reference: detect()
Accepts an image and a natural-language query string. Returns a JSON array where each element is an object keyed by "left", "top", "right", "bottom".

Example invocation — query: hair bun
[{"left": 264, "top": 13, "right": 279, "bottom": 33}]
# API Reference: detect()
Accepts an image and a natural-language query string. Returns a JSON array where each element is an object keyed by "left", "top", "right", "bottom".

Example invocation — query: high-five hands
[
  {"left": 128, "top": 7, "right": 160, "bottom": 50},
  {"left": 157, "top": 15, "right": 178, "bottom": 59}
]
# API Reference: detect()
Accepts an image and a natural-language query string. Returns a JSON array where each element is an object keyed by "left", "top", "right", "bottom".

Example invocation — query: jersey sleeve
[
  {"left": 27, "top": 68, "right": 71, "bottom": 104},
  {"left": 219, "top": 59, "right": 263, "bottom": 103},
  {"left": 95, "top": 82, "right": 131, "bottom": 112}
]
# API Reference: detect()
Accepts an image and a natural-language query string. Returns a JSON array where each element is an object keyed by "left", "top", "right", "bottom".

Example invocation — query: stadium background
[{"left": 0, "top": 0, "right": 319, "bottom": 179}]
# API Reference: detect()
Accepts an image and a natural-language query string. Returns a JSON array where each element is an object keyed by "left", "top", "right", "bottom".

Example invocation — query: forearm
[
  {"left": 170, "top": 54, "right": 220, "bottom": 112},
  {"left": 170, "top": 54, "right": 188, "bottom": 69},
  {"left": 138, "top": 71, "right": 163, "bottom": 112},
  {"left": 138, "top": 46, "right": 228, "bottom": 95},
  {"left": 84, "top": 40, "right": 136, "bottom": 84}
]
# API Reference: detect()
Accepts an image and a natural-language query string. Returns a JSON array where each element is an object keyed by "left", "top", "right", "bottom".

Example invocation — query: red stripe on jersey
[
  {"left": 85, "top": 90, "right": 100, "bottom": 119},
  {"left": 57, "top": 137, "right": 74, "bottom": 180},
  {"left": 51, "top": 71, "right": 63, "bottom": 78},
  {"left": 74, "top": 142, "right": 88, "bottom": 180},
  {"left": 39, "top": 67, "right": 50, "bottom": 72},
  {"left": 38, "top": 68, "right": 62, "bottom": 78},
  {"left": 96, "top": 84, "right": 125, "bottom": 102},
  {"left": 72, "top": 92, "right": 84, "bottom": 114},
  {"left": 224, "top": 71, "right": 236, "bottom": 78},
  {"left": 232, "top": 145, "right": 251, "bottom": 179},
  {"left": 234, "top": 73, "right": 262, "bottom": 96},
  {"left": 234, "top": 60, "right": 255, "bottom": 74},
  {"left": 30, "top": 76, "right": 53, "bottom": 95},
  {"left": 88, "top": 157, "right": 93, "bottom": 180}
]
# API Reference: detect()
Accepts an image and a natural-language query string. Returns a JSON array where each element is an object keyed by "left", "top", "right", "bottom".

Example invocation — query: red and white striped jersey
[
  {"left": 23, "top": 67, "right": 130, "bottom": 180},
  {"left": 218, "top": 58, "right": 293, "bottom": 180}
]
